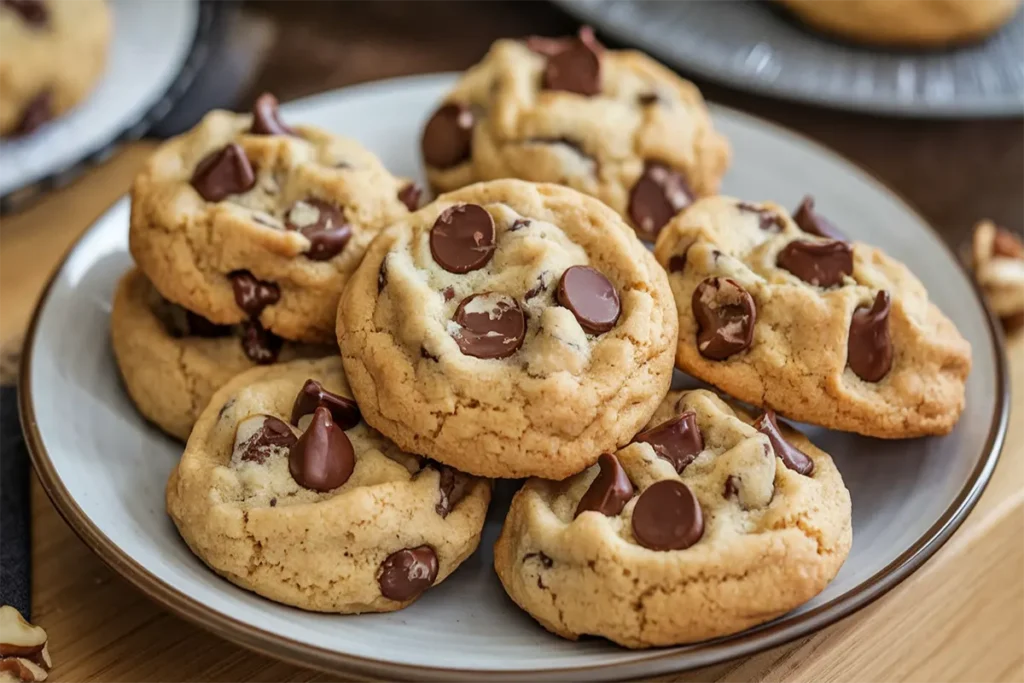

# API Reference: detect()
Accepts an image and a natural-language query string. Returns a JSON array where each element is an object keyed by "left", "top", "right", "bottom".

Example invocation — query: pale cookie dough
[
  {"left": 421, "top": 27, "right": 730, "bottom": 241},
  {"left": 654, "top": 195, "right": 972, "bottom": 438},
  {"left": 130, "top": 93, "right": 418, "bottom": 344},
  {"left": 778, "top": 0, "right": 1021, "bottom": 48},
  {"left": 494, "top": 389, "right": 851, "bottom": 648},
  {"left": 167, "top": 356, "right": 491, "bottom": 613},
  {"left": 0, "top": 0, "right": 111, "bottom": 136},
  {"left": 968, "top": 220, "right": 1024, "bottom": 333},
  {"left": 111, "top": 268, "right": 331, "bottom": 441},
  {"left": 338, "top": 179, "right": 677, "bottom": 479}
]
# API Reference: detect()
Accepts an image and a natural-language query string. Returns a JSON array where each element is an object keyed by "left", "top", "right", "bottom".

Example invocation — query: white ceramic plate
[
  {"left": 0, "top": 0, "right": 201, "bottom": 200},
  {"left": 554, "top": 0, "right": 1024, "bottom": 118},
  {"left": 21, "top": 74, "right": 1008, "bottom": 680}
]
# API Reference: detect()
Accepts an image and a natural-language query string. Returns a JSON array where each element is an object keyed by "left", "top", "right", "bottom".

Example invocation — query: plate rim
[
  {"left": 552, "top": 0, "right": 1024, "bottom": 119},
  {"left": 18, "top": 72, "right": 1010, "bottom": 679}
]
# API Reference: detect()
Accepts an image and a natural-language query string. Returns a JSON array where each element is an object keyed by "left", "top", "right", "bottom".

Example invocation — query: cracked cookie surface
[
  {"left": 421, "top": 29, "right": 730, "bottom": 241},
  {"left": 0, "top": 0, "right": 111, "bottom": 136},
  {"left": 337, "top": 179, "right": 677, "bottom": 479},
  {"left": 166, "top": 356, "right": 490, "bottom": 613},
  {"left": 130, "top": 94, "right": 416, "bottom": 343},
  {"left": 493, "top": 389, "right": 851, "bottom": 648},
  {"left": 654, "top": 195, "right": 972, "bottom": 438},
  {"left": 111, "top": 269, "right": 330, "bottom": 441}
]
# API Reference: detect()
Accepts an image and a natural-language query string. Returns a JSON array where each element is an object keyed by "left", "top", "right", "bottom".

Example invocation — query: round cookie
[
  {"left": 494, "top": 388, "right": 851, "bottom": 648},
  {"left": 778, "top": 0, "right": 1021, "bottom": 48},
  {"left": 166, "top": 356, "right": 490, "bottom": 613},
  {"left": 130, "top": 92, "right": 418, "bottom": 344},
  {"left": 653, "top": 195, "right": 972, "bottom": 438},
  {"left": 420, "top": 28, "right": 730, "bottom": 241},
  {"left": 337, "top": 179, "right": 677, "bottom": 479},
  {"left": 0, "top": 0, "right": 111, "bottom": 136},
  {"left": 111, "top": 268, "right": 330, "bottom": 441}
]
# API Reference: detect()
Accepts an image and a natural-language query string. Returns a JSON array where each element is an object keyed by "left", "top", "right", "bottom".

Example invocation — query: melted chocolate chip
[
  {"left": 420, "top": 346, "right": 440, "bottom": 362},
  {"left": 776, "top": 239, "right": 854, "bottom": 288},
  {"left": 574, "top": 453, "right": 634, "bottom": 518},
  {"left": 249, "top": 92, "right": 295, "bottom": 136},
  {"left": 435, "top": 465, "right": 469, "bottom": 517},
  {"left": 451, "top": 293, "right": 526, "bottom": 359},
  {"left": 442, "top": 286, "right": 456, "bottom": 302},
  {"left": 288, "top": 406, "right": 355, "bottom": 491},
  {"left": 13, "top": 90, "right": 51, "bottom": 135},
  {"left": 628, "top": 162, "right": 693, "bottom": 239},
  {"left": 723, "top": 475, "right": 740, "bottom": 499},
  {"left": 290, "top": 379, "right": 361, "bottom": 430},
  {"left": 848, "top": 291, "right": 893, "bottom": 382},
  {"left": 524, "top": 274, "right": 548, "bottom": 301},
  {"left": 753, "top": 410, "right": 814, "bottom": 476},
  {"left": 667, "top": 253, "right": 688, "bottom": 273},
  {"left": 557, "top": 266, "right": 620, "bottom": 334},
  {"left": 2, "top": 0, "right": 47, "bottom": 25},
  {"left": 421, "top": 103, "right": 474, "bottom": 169},
  {"left": 509, "top": 218, "right": 531, "bottom": 232},
  {"left": 737, "top": 202, "right": 784, "bottom": 232},
  {"left": 230, "top": 271, "right": 280, "bottom": 316},
  {"left": 378, "top": 546, "right": 438, "bottom": 601},
  {"left": 631, "top": 480, "right": 704, "bottom": 551},
  {"left": 638, "top": 92, "right": 660, "bottom": 106},
  {"left": 524, "top": 551, "right": 553, "bottom": 568},
  {"left": 633, "top": 411, "right": 704, "bottom": 473},
  {"left": 191, "top": 143, "right": 256, "bottom": 202},
  {"left": 533, "top": 26, "right": 603, "bottom": 96},
  {"left": 430, "top": 204, "right": 496, "bottom": 273},
  {"left": 793, "top": 196, "right": 845, "bottom": 241},
  {"left": 240, "top": 320, "right": 283, "bottom": 364},
  {"left": 238, "top": 416, "right": 297, "bottom": 464},
  {"left": 691, "top": 277, "right": 757, "bottom": 360},
  {"left": 285, "top": 198, "right": 352, "bottom": 261},
  {"left": 398, "top": 183, "right": 422, "bottom": 211}
]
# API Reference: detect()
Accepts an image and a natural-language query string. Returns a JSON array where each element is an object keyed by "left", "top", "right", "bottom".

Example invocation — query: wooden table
[{"left": 2, "top": 2, "right": 1022, "bottom": 680}]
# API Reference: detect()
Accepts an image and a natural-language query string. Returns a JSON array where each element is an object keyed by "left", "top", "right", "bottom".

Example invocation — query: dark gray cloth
[{"left": 1, "top": 386, "right": 31, "bottom": 618}]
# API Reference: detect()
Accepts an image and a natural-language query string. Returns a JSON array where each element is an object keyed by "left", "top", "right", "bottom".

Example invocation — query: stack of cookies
[{"left": 116, "top": 28, "right": 972, "bottom": 650}]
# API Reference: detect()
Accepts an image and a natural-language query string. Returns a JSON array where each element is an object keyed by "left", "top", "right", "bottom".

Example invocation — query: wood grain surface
[{"left": 2, "top": 2, "right": 1022, "bottom": 681}]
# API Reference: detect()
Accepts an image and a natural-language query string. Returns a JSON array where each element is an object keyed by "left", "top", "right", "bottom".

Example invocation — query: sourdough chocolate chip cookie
[
  {"left": 654, "top": 195, "right": 972, "bottom": 438},
  {"left": 494, "top": 389, "right": 851, "bottom": 647},
  {"left": 130, "top": 93, "right": 418, "bottom": 343},
  {"left": 337, "top": 179, "right": 677, "bottom": 479},
  {"left": 167, "top": 356, "right": 490, "bottom": 613},
  {"left": 111, "top": 269, "right": 330, "bottom": 441},
  {"left": 0, "top": 0, "right": 111, "bottom": 136},
  {"left": 421, "top": 27, "right": 730, "bottom": 241}
]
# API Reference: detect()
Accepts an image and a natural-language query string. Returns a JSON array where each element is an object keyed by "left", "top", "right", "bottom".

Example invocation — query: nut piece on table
[
  {"left": 0, "top": 606, "right": 50, "bottom": 682},
  {"left": 969, "top": 220, "right": 1024, "bottom": 334}
]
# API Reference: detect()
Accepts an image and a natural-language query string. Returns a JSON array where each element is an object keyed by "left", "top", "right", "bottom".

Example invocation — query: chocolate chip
[
  {"left": 186, "top": 311, "right": 230, "bottom": 338},
  {"left": 631, "top": 480, "right": 703, "bottom": 551},
  {"left": 574, "top": 453, "right": 634, "bottom": 518},
  {"left": 848, "top": 291, "right": 893, "bottom": 382},
  {"left": 536, "top": 26, "right": 603, "bottom": 96},
  {"left": 230, "top": 271, "right": 280, "bottom": 317},
  {"left": 793, "top": 196, "right": 845, "bottom": 241},
  {"left": 285, "top": 199, "right": 352, "bottom": 261},
  {"left": 249, "top": 92, "right": 295, "bottom": 136},
  {"left": 509, "top": 218, "right": 531, "bottom": 232},
  {"left": 753, "top": 409, "right": 814, "bottom": 476},
  {"left": 667, "top": 254, "right": 687, "bottom": 273},
  {"left": 776, "top": 239, "right": 854, "bottom": 288},
  {"left": 240, "top": 320, "right": 283, "bottom": 364},
  {"left": 723, "top": 475, "right": 740, "bottom": 499},
  {"left": 691, "top": 277, "right": 756, "bottom": 360},
  {"left": 451, "top": 292, "right": 526, "bottom": 359},
  {"left": 421, "top": 103, "right": 474, "bottom": 169},
  {"left": 557, "top": 266, "right": 620, "bottom": 334},
  {"left": 191, "top": 144, "right": 256, "bottom": 202},
  {"left": 633, "top": 411, "right": 704, "bottom": 473},
  {"left": 442, "top": 286, "right": 455, "bottom": 302},
  {"left": 638, "top": 93, "right": 660, "bottom": 106},
  {"left": 430, "top": 204, "right": 496, "bottom": 274},
  {"left": 290, "top": 379, "right": 361, "bottom": 430},
  {"left": 238, "top": 416, "right": 297, "bottom": 464},
  {"left": 737, "top": 202, "right": 784, "bottom": 232},
  {"left": 524, "top": 274, "right": 548, "bottom": 301},
  {"left": 420, "top": 347, "right": 439, "bottom": 362},
  {"left": 378, "top": 546, "right": 438, "bottom": 601},
  {"left": 288, "top": 406, "right": 355, "bottom": 491},
  {"left": 377, "top": 258, "right": 388, "bottom": 294},
  {"left": 269, "top": 497, "right": 277, "bottom": 507},
  {"left": 13, "top": 90, "right": 51, "bottom": 135},
  {"left": 2, "top": 0, "right": 47, "bottom": 25},
  {"left": 628, "top": 162, "right": 693, "bottom": 239},
  {"left": 524, "top": 551, "right": 553, "bottom": 568},
  {"left": 436, "top": 465, "right": 469, "bottom": 518},
  {"left": 398, "top": 183, "right": 422, "bottom": 211}
]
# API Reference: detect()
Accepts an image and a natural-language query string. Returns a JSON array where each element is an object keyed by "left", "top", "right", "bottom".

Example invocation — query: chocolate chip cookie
[
  {"left": 0, "top": 0, "right": 111, "bottom": 136},
  {"left": 494, "top": 388, "right": 851, "bottom": 647},
  {"left": 421, "top": 27, "right": 730, "bottom": 241},
  {"left": 337, "top": 179, "right": 677, "bottom": 479},
  {"left": 111, "top": 269, "right": 331, "bottom": 441},
  {"left": 130, "top": 93, "right": 418, "bottom": 344},
  {"left": 654, "top": 195, "right": 972, "bottom": 438},
  {"left": 166, "top": 356, "right": 490, "bottom": 613}
]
